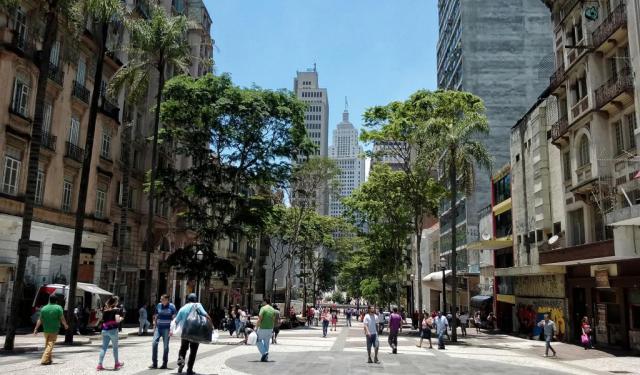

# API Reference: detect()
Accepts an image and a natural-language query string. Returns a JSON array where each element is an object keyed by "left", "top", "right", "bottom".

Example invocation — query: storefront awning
[
  {"left": 466, "top": 239, "right": 512, "bottom": 251},
  {"left": 470, "top": 294, "right": 493, "bottom": 308},
  {"left": 77, "top": 282, "right": 113, "bottom": 296},
  {"left": 422, "top": 270, "right": 452, "bottom": 282}
]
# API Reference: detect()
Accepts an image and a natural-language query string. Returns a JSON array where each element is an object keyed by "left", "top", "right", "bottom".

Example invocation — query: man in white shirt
[
  {"left": 434, "top": 311, "right": 449, "bottom": 350},
  {"left": 363, "top": 305, "right": 380, "bottom": 364}
]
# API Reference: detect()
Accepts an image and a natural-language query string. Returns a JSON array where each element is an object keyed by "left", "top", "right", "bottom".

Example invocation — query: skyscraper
[
  {"left": 329, "top": 100, "right": 366, "bottom": 219},
  {"left": 294, "top": 66, "right": 330, "bottom": 214},
  {"left": 436, "top": 0, "right": 552, "bottom": 309}
]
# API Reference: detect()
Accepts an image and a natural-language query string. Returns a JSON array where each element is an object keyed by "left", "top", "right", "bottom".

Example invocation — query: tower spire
[{"left": 342, "top": 96, "right": 349, "bottom": 122}]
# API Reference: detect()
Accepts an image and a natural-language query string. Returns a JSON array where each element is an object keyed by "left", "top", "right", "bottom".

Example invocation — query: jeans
[
  {"left": 437, "top": 330, "right": 445, "bottom": 349},
  {"left": 99, "top": 329, "right": 119, "bottom": 365},
  {"left": 545, "top": 337, "right": 556, "bottom": 356},
  {"left": 347, "top": 316, "right": 352, "bottom": 326},
  {"left": 41, "top": 333, "right": 57, "bottom": 364},
  {"left": 178, "top": 339, "right": 199, "bottom": 372},
  {"left": 388, "top": 330, "right": 398, "bottom": 349},
  {"left": 152, "top": 327, "right": 170, "bottom": 366},
  {"left": 256, "top": 328, "right": 273, "bottom": 356},
  {"left": 236, "top": 321, "right": 246, "bottom": 337},
  {"left": 139, "top": 319, "right": 149, "bottom": 335},
  {"left": 322, "top": 320, "right": 329, "bottom": 336}
]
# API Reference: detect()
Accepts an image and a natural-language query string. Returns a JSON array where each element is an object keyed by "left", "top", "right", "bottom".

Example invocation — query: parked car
[{"left": 31, "top": 282, "right": 113, "bottom": 332}]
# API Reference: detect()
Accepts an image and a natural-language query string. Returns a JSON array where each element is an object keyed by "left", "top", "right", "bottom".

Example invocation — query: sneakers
[
  {"left": 160, "top": 364, "right": 168, "bottom": 369},
  {"left": 149, "top": 364, "right": 157, "bottom": 369},
  {"left": 260, "top": 354, "right": 267, "bottom": 362},
  {"left": 374, "top": 357, "right": 380, "bottom": 364},
  {"left": 392, "top": 348, "right": 397, "bottom": 354},
  {"left": 115, "top": 362, "right": 124, "bottom": 370},
  {"left": 367, "top": 357, "right": 373, "bottom": 363},
  {"left": 177, "top": 357, "right": 185, "bottom": 373},
  {"left": 96, "top": 365, "right": 105, "bottom": 371}
]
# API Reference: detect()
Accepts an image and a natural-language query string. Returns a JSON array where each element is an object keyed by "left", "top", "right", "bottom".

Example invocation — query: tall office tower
[
  {"left": 294, "top": 66, "right": 330, "bottom": 214},
  {"left": 329, "top": 100, "right": 366, "bottom": 219},
  {"left": 436, "top": 0, "right": 552, "bottom": 310}
]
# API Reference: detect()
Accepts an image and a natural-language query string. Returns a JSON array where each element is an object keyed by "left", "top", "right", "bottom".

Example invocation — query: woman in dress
[
  {"left": 416, "top": 314, "right": 433, "bottom": 348},
  {"left": 97, "top": 296, "right": 124, "bottom": 371}
]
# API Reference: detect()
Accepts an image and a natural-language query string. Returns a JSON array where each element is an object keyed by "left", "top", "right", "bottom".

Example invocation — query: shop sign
[{"left": 595, "top": 270, "right": 610, "bottom": 288}]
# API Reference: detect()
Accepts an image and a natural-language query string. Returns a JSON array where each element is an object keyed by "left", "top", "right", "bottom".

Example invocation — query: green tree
[
  {"left": 362, "top": 91, "right": 445, "bottom": 315},
  {"left": 66, "top": 0, "right": 124, "bottom": 344},
  {"left": 424, "top": 90, "right": 490, "bottom": 342},
  {"left": 108, "top": 4, "right": 192, "bottom": 306}
]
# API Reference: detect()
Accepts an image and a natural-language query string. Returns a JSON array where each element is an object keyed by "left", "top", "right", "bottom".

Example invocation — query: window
[
  {"left": 11, "top": 75, "right": 30, "bottom": 117},
  {"left": 627, "top": 112, "right": 637, "bottom": 149},
  {"left": 101, "top": 127, "right": 111, "bottom": 159},
  {"left": 69, "top": 116, "right": 80, "bottom": 145},
  {"left": 95, "top": 186, "right": 106, "bottom": 218},
  {"left": 62, "top": 179, "right": 73, "bottom": 212},
  {"left": 2, "top": 147, "right": 21, "bottom": 195},
  {"left": 42, "top": 102, "right": 52, "bottom": 135},
  {"left": 562, "top": 151, "right": 571, "bottom": 181},
  {"left": 34, "top": 169, "right": 45, "bottom": 205},
  {"left": 14, "top": 8, "right": 27, "bottom": 48},
  {"left": 50, "top": 40, "right": 60, "bottom": 66},
  {"left": 578, "top": 135, "right": 590, "bottom": 167},
  {"left": 76, "top": 56, "right": 86, "bottom": 84},
  {"left": 614, "top": 120, "right": 624, "bottom": 155}
]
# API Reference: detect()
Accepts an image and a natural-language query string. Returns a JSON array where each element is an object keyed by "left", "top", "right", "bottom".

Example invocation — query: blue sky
[{"left": 205, "top": 0, "right": 438, "bottom": 141}]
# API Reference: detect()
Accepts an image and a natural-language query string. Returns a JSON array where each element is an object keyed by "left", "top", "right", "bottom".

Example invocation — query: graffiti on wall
[{"left": 516, "top": 297, "right": 567, "bottom": 341}]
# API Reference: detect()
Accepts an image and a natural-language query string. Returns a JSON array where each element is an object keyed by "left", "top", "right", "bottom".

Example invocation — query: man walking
[
  {"left": 538, "top": 313, "right": 557, "bottom": 357},
  {"left": 175, "top": 293, "right": 211, "bottom": 375},
  {"left": 434, "top": 311, "right": 449, "bottom": 350},
  {"left": 255, "top": 297, "right": 276, "bottom": 362},
  {"left": 388, "top": 307, "right": 402, "bottom": 354},
  {"left": 459, "top": 311, "right": 469, "bottom": 337},
  {"left": 346, "top": 308, "right": 352, "bottom": 327},
  {"left": 149, "top": 295, "right": 176, "bottom": 369},
  {"left": 139, "top": 303, "right": 150, "bottom": 336},
  {"left": 33, "top": 295, "right": 68, "bottom": 365},
  {"left": 363, "top": 305, "right": 379, "bottom": 363}
]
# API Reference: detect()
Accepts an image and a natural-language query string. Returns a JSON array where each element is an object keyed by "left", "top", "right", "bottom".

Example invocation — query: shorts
[
  {"left": 421, "top": 328, "right": 431, "bottom": 339},
  {"left": 366, "top": 334, "right": 379, "bottom": 351}
]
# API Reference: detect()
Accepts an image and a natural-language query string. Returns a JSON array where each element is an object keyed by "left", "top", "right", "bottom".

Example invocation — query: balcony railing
[
  {"left": 549, "top": 62, "right": 565, "bottom": 90},
  {"left": 47, "top": 63, "right": 64, "bottom": 86},
  {"left": 65, "top": 141, "right": 84, "bottom": 162},
  {"left": 41, "top": 132, "right": 57, "bottom": 151},
  {"left": 10, "top": 32, "right": 36, "bottom": 57},
  {"left": 571, "top": 95, "right": 590, "bottom": 119},
  {"left": 100, "top": 95, "right": 120, "bottom": 122},
  {"left": 595, "top": 67, "right": 634, "bottom": 109},
  {"left": 551, "top": 115, "right": 569, "bottom": 141},
  {"left": 592, "top": 2, "right": 627, "bottom": 49},
  {"left": 72, "top": 80, "right": 90, "bottom": 104}
]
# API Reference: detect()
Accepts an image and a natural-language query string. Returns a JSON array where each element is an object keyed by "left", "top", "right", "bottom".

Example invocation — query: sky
[{"left": 204, "top": 0, "right": 439, "bottom": 143}]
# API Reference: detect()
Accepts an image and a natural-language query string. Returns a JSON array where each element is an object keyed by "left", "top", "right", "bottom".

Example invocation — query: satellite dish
[
  {"left": 482, "top": 233, "right": 491, "bottom": 241},
  {"left": 548, "top": 235, "right": 559, "bottom": 245},
  {"left": 585, "top": 6, "right": 599, "bottom": 21}
]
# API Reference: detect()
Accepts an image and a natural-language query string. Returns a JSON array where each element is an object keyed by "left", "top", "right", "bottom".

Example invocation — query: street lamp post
[
  {"left": 273, "top": 278, "right": 278, "bottom": 304},
  {"left": 196, "top": 249, "right": 204, "bottom": 301},
  {"left": 410, "top": 273, "right": 415, "bottom": 315},
  {"left": 440, "top": 256, "right": 447, "bottom": 313},
  {"left": 248, "top": 256, "right": 254, "bottom": 315}
]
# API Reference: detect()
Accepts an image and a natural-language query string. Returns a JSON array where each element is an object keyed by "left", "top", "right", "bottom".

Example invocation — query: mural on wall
[{"left": 517, "top": 297, "right": 567, "bottom": 341}]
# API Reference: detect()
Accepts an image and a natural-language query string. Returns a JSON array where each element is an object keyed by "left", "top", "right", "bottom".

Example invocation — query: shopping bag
[
  {"left": 211, "top": 329, "right": 220, "bottom": 344},
  {"left": 247, "top": 331, "right": 258, "bottom": 345},
  {"left": 182, "top": 304, "right": 213, "bottom": 344},
  {"left": 170, "top": 318, "right": 182, "bottom": 338},
  {"left": 581, "top": 334, "right": 589, "bottom": 345}
]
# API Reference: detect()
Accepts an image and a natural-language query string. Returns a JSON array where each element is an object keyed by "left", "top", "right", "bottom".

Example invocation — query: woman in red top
[
  {"left": 331, "top": 309, "right": 338, "bottom": 331},
  {"left": 581, "top": 316, "right": 593, "bottom": 349}
]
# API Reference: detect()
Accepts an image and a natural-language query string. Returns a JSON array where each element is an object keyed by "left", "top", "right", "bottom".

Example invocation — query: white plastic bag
[
  {"left": 211, "top": 329, "right": 220, "bottom": 344},
  {"left": 171, "top": 318, "right": 183, "bottom": 338},
  {"left": 247, "top": 331, "right": 258, "bottom": 345}
]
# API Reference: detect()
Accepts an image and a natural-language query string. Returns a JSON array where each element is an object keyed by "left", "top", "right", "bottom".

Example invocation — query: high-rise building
[
  {"left": 294, "top": 66, "right": 330, "bottom": 214},
  {"left": 329, "top": 100, "right": 365, "bottom": 219},
  {"left": 436, "top": 0, "right": 552, "bottom": 311}
]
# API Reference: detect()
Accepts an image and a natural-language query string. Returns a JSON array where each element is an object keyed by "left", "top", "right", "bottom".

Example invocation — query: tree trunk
[
  {"left": 415, "top": 221, "right": 423, "bottom": 313},
  {"left": 66, "top": 20, "right": 108, "bottom": 344},
  {"left": 302, "top": 248, "right": 307, "bottom": 317},
  {"left": 449, "top": 145, "right": 458, "bottom": 342},
  {"left": 144, "top": 58, "right": 165, "bottom": 307},
  {"left": 113, "top": 123, "right": 131, "bottom": 295},
  {"left": 3, "top": 4, "right": 58, "bottom": 351}
]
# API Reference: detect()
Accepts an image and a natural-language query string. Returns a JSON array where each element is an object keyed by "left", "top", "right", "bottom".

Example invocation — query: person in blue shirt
[
  {"left": 174, "top": 293, "right": 211, "bottom": 375},
  {"left": 149, "top": 294, "right": 176, "bottom": 369}
]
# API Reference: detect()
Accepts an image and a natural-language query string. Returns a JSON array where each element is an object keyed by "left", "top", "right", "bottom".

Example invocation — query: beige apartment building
[
  {"left": 0, "top": 0, "right": 228, "bottom": 329},
  {"left": 537, "top": 0, "right": 640, "bottom": 349}
]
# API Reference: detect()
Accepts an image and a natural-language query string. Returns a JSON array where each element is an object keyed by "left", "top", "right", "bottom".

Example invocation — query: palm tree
[
  {"left": 109, "top": 4, "right": 191, "bottom": 306},
  {"left": 427, "top": 90, "right": 490, "bottom": 342},
  {"left": 2, "top": 0, "right": 73, "bottom": 351},
  {"left": 66, "top": 0, "right": 124, "bottom": 344}
]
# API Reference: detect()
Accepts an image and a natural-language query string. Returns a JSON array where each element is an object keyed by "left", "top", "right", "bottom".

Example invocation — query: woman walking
[
  {"left": 97, "top": 296, "right": 124, "bottom": 371},
  {"left": 321, "top": 308, "right": 330, "bottom": 337},
  {"left": 581, "top": 316, "right": 593, "bottom": 349},
  {"left": 416, "top": 314, "right": 433, "bottom": 349},
  {"left": 474, "top": 311, "right": 481, "bottom": 334},
  {"left": 331, "top": 309, "right": 338, "bottom": 331}
]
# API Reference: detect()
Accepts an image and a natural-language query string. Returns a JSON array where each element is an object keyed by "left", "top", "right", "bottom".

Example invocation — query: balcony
[
  {"left": 99, "top": 95, "right": 120, "bottom": 123},
  {"left": 9, "top": 31, "right": 36, "bottom": 59},
  {"left": 549, "top": 63, "right": 565, "bottom": 91},
  {"left": 72, "top": 80, "right": 90, "bottom": 104},
  {"left": 595, "top": 67, "right": 634, "bottom": 112},
  {"left": 551, "top": 114, "right": 569, "bottom": 143},
  {"left": 592, "top": 2, "right": 627, "bottom": 52},
  {"left": 539, "top": 239, "right": 614, "bottom": 265},
  {"left": 47, "top": 63, "right": 64, "bottom": 86},
  {"left": 570, "top": 95, "right": 590, "bottom": 121},
  {"left": 41, "top": 132, "right": 57, "bottom": 151},
  {"left": 65, "top": 141, "right": 84, "bottom": 163}
]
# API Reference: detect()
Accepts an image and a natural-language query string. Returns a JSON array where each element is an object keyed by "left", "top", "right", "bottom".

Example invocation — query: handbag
[
  {"left": 247, "top": 331, "right": 258, "bottom": 345},
  {"left": 211, "top": 329, "right": 220, "bottom": 344},
  {"left": 581, "top": 334, "right": 590, "bottom": 345},
  {"left": 182, "top": 304, "right": 213, "bottom": 344},
  {"left": 171, "top": 318, "right": 182, "bottom": 338}
]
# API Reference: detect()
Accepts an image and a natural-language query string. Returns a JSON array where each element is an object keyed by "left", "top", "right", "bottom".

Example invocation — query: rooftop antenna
[
  {"left": 313, "top": 62, "right": 316, "bottom": 72},
  {"left": 345, "top": 96, "right": 349, "bottom": 111}
]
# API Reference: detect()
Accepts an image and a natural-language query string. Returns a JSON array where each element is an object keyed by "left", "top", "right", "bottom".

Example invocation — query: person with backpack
[{"left": 174, "top": 293, "right": 212, "bottom": 375}]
